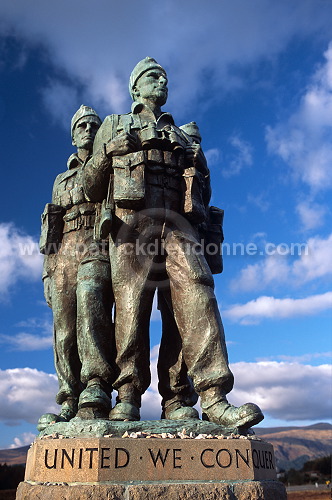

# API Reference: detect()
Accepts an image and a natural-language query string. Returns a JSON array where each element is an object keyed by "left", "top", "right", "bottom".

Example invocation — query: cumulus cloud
[
  {"left": 229, "top": 361, "right": 331, "bottom": 421},
  {"left": 9, "top": 432, "right": 36, "bottom": 449},
  {"left": 1, "top": 355, "right": 330, "bottom": 427},
  {"left": 247, "top": 192, "right": 271, "bottom": 212},
  {"left": 0, "top": 316, "right": 53, "bottom": 351},
  {"left": 258, "top": 352, "right": 332, "bottom": 363},
  {"left": 266, "top": 42, "right": 332, "bottom": 192},
  {"left": 222, "top": 135, "right": 253, "bottom": 178},
  {"left": 205, "top": 148, "right": 221, "bottom": 167},
  {"left": 139, "top": 353, "right": 332, "bottom": 423},
  {"left": 0, "top": 368, "right": 59, "bottom": 426},
  {"left": 230, "top": 233, "right": 332, "bottom": 292},
  {"left": 141, "top": 344, "right": 162, "bottom": 420},
  {"left": 224, "top": 292, "right": 332, "bottom": 325},
  {"left": 0, "top": 222, "right": 42, "bottom": 299},
  {"left": 296, "top": 200, "right": 328, "bottom": 231},
  {"left": 1, "top": 1, "right": 332, "bottom": 124},
  {"left": 41, "top": 80, "right": 80, "bottom": 129}
]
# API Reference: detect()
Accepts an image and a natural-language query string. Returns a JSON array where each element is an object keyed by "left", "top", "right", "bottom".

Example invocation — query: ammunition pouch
[
  {"left": 94, "top": 199, "right": 112, "bottom": 242},
  {"left": 62, "top": 203, "right": 95, "bottom": 234},
  {"left": 39, "top": 203, "right": 65, "bottom": 255},
  {"left": 113, "top": 151, "right": 146, "bottom": 209},
  {"left": 182, "top": 167, "right": 206, "bottom": 223},
  {"left": 202, "top": 206, "right": 224, "bottom": 274}
]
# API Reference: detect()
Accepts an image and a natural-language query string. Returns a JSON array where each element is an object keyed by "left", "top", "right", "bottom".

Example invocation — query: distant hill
[
  {"left": 0, "top": 446, "right": 29, "bottom": 466},
  {"left": 255, "top": 423, "right": 332, "bottom": 471},
  {"left": 0, "top": 423, "right": 330, "bottom": 470}
]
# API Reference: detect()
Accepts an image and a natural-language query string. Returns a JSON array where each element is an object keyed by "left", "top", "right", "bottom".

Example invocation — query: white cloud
[
  {"left": 0, "top": 332, "right": 52, "bottom": 351},
  {"left": 222, "top": 135, "right": 253, "bottom": 178},
  {"left": 41, "top": 80, "right": 79, "bottom": 129},
  {"left": 230, "top": 233, "right": 332, "bottom": 292},
  {"left": 296, "top": 200, "right": 327, "bottom": 231},
  {"left": 1, "top": 1, "right": 332, "bottom": 124},
  {"left": 141, "top": 344, "right": 162, "bottom": 420},
  {"left": 229, "top": 361, "right": 331, "bottom": 421},
  {"left": 0, "top": 316, "right": 53, "bottom": 351},
  {"left": 0, "top": 368, "right": 59, "bottom": 426},
  {"left": 292, "top": 233, "right": 332, "bottom": 283},
  {"left": 9, "top": 432, "right": 36, "bottom": 449},
  {"left": 1, "top": 354, "right": 330, "bottom": 427},
  {"left": 205, "top": 148, "right": 222, "bottom": 168},
  {"left": 266, "top": 42, "right": 332, "bottom": 192},
  {"left": 142, "top": 349, "right": 332, "bottom": 423},
  {"left": 247, "top": 193, "right": 270, "bottom": 212},
  {"left": 258, "top": 351, "right": 332, "bottom": 363},
  {"left": 224, "top": 292, "right": 332, "bottom": 325},
  {"left": 0, "top": 223, "right": 43, "bottom": 298}
]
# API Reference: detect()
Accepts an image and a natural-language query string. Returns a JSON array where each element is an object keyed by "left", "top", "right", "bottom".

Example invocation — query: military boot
[
  {"left": 58, "top": 397, "right": 78, "bottom": 420},
  {"left": 109, "top": 384, "right": 141, "bottom": 421},
  {"left": 200, "top": 388, "right": 263, "bottom": 430},
  {"left": 202, "top": 401, "right": 263, "bottom": 428},
  {"left": 78, "top": 377, "right": 111, "bottom": 412},
  {"left": 161, "top": 400, "right": 199, "bottom": 420},
  {"left": 37, "top": 397, "right": 78, "bottom": 432}
]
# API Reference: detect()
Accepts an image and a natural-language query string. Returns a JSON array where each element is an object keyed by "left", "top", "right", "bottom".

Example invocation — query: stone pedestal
[
  {"left": 16, "top": 420, "right": 287, "bottom": 499},
  {"left": 17, "top": 480, "right": 287, "bottom": 499}
]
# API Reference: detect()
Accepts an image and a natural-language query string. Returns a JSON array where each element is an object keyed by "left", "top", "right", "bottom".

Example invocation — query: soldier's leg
[
  {"left": 76, "top": 256, "right": 114, "bottom": 414},
  {"left": 51, "top": 254, "right": 82, "bottom": 416},
  {"left": 157, "top": 286, "right": 199, "bottom": 420},
  {"left": 109, "top": 236, "right": 155, "bottom": 421},
  {"left": 164, "top": 229, "right": 263, "bottom": 429}
]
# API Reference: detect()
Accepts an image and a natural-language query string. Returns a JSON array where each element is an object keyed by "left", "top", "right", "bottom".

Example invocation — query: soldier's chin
[
  {"left": 157, "top": 92, "right": 167, "bottom": 105},
  {"left": 81, "top": 139, "right": 94, "bottom": 149}
]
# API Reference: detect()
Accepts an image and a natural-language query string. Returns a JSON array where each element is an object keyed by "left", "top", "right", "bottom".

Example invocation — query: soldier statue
[
  {"left": 39, "top": 106, "right": 114, "bottom": 429},
  {"left": 83, "top": 57, "right": 264, "bottom": 430},
  {"left": 39, "top": 104, "right": 198, "bottom": 427}
]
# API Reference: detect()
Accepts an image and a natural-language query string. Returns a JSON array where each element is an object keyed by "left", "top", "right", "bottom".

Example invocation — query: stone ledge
[
  {"left": 38, "top": 418, "right": 252, "bottom": 439},
  {"left": 16, "top": 479, "right": 287, "bottom": 499}
]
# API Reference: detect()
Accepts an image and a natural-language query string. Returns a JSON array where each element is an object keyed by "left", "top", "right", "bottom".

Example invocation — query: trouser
[
  {"left": 110, "top": 203, "right": 234, "bottom": 406},
  {"left": 50, "top": 229, "right": 114, "bottom": 405},
  {"left": 157, "top": 287, "right": 198, "bottom": 409}
]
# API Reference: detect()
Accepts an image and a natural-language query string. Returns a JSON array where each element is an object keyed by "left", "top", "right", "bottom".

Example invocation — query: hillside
[
  {"left": 255, "top": 423, "right": 332, "bottom": 471},
  {"left": 0, "top": 446, "right": 29, "bottom": 466}
]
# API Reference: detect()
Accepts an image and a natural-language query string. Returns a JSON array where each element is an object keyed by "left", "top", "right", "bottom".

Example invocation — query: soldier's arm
[
  {"left": 83, "top": 117, "right": 114, "bottom": 202},
  {"left": 83, "top": 114, "right": 137, "bottom": 202}
]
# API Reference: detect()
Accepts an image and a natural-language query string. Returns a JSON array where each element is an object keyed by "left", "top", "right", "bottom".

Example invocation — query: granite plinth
[
  {"left": 24, "top": 435, "right": 276, "bottom": 483},
  {"left": 17, "top": 479, "right": 287, "bottom": 499},
  {"left": 16, "top": 420, "right": 287, "bottom": 499}
]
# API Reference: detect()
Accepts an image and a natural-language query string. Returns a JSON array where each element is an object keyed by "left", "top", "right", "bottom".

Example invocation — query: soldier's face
[
  {"left": 72, "top": 116, "right": 100, "bottom": 150},
  {"left": 134, "top": 68, "right": 168, "bottom": 106}
]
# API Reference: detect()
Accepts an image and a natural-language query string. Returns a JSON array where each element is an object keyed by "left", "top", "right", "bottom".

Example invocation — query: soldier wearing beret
[{"left": 39, "top": 106, "right": 114, "bottom": 428}]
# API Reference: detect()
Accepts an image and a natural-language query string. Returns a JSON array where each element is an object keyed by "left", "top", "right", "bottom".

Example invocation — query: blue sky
[{"left": 0, "top": 0, "right": 331, "bottom": 449}]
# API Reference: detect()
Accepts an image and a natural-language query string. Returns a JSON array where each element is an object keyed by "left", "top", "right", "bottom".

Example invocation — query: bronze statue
[
  {"left": 83, "top": 57, "right": 264, "bottom": 430},
  {"left": 39, "top": 106, "right": 114, "bottom": 429},
  {"left": 39, "top": 105, "right": 198, "bottom": 428}
]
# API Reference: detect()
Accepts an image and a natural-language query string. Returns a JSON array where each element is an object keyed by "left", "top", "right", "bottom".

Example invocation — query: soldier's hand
[
  {"left": 43, "top": 277, "right": 52, "bottom": 308},
  {"left": 105, "top": 132, "right": 137, "bottom": 157}
]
